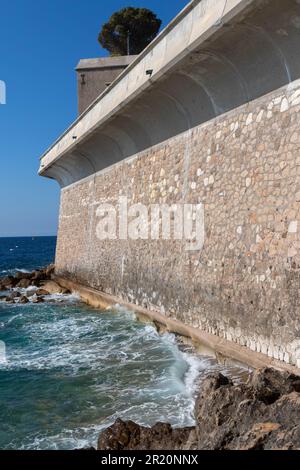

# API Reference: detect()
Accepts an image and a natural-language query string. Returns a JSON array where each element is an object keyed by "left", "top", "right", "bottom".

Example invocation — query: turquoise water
[
  {"left": 0, "top": 299, "right": 203, "bottom": 449},
  {"left": 0, "top": 237, "right": 245, "bottom": 449}
]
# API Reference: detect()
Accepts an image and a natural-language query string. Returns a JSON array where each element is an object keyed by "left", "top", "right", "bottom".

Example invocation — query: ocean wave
[
  {"left": 14, "top": 397, "right": 192, "bottom": 450},
  {"left": 14, "top": 422, "right": 109, "bottom": 450},
  {"left": 1, "top": 267, "right": 31, "bottom": 277},
  {"left": 9, "top": 287, "right": 81, "bottom": 305},
  {"left": 0, "top": 296, "right": 247, "bottom": 450},
  {"left": 15, "top": 389, "right": 199, "bottom": 450}
]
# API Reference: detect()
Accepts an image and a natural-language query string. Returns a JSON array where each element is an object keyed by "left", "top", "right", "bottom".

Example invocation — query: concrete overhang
[{"left": 39, "top": 0, "right": 300, "bottom": 187}]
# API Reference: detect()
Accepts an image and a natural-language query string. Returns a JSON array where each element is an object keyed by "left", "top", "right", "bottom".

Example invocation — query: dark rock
[
  {"left": 30, "top": 279, "right": 42, "bottom": 287},
  {"left": 19, "top": 296, "right": 29, "bottom": 304},
  {"left": 231, "top": 422, "right": 281, "bottom": 450},
  {"left": 26, "top": 290, "right": 37, "bottom": 298},
  {"left": 45, "top": 264, "right": 55, "bottom": 277},
  {"left": 36, "top": 289, "right": 50, "bottom": 296},
  {"left": 98, "top": 368, "right": 300, "bottom": 451},
  {"left": 251, "top": 367, "right": 300, "bottom": 402},
  {"left": 30, "top": 270, "right": 48, "bottom": 286},
  {"left": 1, "top": 265, "right": 55, "bottom": 292},
  {"left": 98, "top": 419, "right": 194, "bottom": 451},
  {"left": 62, "top": 288, "right": 71, "bottom": 295},
  {"left": 15, "top": 271, "right": 33, "bottom": 280},
  {"left": 0, "top": 276, "right": 18, "bottom": 290},
  {"left": 0, "top": 295, "right": 7, "bottom": 302},
  {"left": 16, "top": 279, "right": 31, "bottom": 289},
  {"left": 6, "top": 291, "right": 21, "bottom": 301},
  {"left": 194, "top": 368, "right": 300, "bottom": 450},
  {"left": 31, "top": 270, "right": 43, "bottom": 280},
  {"left": 32, "top": 296, "right": 44, "bottom": 303}
]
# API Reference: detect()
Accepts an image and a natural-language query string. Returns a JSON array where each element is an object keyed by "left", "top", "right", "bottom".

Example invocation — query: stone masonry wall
[{"left": 56, "top": 80, "right": 300, "bottom": 368}]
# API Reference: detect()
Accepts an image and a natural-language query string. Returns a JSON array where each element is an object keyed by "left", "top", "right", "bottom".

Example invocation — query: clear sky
[{"left": 0, "top": 0, "right": 188, "bottom": 237}]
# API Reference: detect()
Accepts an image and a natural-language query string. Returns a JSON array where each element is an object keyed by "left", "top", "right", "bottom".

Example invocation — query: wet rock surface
[
  {"left": 98, "top": 420, "right": 194, "bottom": 451},
  {"left": 41, "top": 280, "right": 69, "bottom": 295},
  {"left": 0, "top": 265, "right": 70, "bottom": 304},
  {"left": 98, "top": 368, "right": 300, "bottom": 450}
]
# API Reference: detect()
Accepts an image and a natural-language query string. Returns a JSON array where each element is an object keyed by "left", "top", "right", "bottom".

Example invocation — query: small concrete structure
[{"left": 76, "top": 56, "right": 137, "bottom": 115}]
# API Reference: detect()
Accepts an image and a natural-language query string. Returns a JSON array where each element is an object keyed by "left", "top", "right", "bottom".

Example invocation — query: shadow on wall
[{"left": 45, "top": 0, "right": 300, "bottom": 187}]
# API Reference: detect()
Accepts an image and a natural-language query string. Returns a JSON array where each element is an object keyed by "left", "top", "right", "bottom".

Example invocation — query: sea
[{"left": 0, "top": 236, "right": 246, "bottom": 450}]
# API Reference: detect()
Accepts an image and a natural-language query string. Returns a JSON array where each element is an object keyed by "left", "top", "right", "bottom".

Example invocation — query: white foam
[
  {"left": 16, "top": 422, "right": 109, "bottom": 450},
  {"left": 0, "top": 298, "right": 246, "bottom": 449},
  {"left": 45, "top": 292, "right": 81, "bottom": 303},
  {"left": 181, "top": 351, "right": 206, "bottom": 394},
  {"left": 111, "top": 304, "right": 137, "bottom": 320}
]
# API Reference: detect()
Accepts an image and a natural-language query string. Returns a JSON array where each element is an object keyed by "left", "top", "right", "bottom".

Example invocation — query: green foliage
[{"left": 98, "top": 7, "right": 162, "bottom": 56}]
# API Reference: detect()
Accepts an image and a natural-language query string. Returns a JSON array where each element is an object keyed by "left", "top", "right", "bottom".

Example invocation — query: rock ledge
[{"left": 98, "top": 368, "right": 300, "bottom": 450}]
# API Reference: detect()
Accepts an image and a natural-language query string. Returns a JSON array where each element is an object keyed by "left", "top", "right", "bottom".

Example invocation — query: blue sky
[{"left": 0, "top": 0, "right": 188, "bottom": 237}]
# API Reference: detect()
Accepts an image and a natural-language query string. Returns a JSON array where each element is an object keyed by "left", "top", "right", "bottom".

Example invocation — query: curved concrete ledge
[
  {"left": 54, "top": 275, "right": 300, "bottom": 375},
  {"left": 39, "top": 0, "right": 300, "bottom": 187}
]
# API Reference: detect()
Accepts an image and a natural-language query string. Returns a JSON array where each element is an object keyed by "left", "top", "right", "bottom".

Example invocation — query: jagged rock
[
  {"left": 98, "top": 368, "right": 300, "bottom": 451},
  {"left": 26, "top": 290, "right": 37, "bottom": 298},
  {"left": 31, "top": 270, "right": 44, "bottom": 280},
  {"left": 45, "top": 264, "right": 55, "bottom": 277},
  {"left": 194, "top": 368, "right": 300, "bottom": 450},
  {"left": 36, "top": 289, "right": 50, "bottom": 296},
  {"left": 251, "top": 367, "right": 300, "bottom": 402},
  {"left": 16, "top": 279, "right": 31, "bottom": 289},
  {"left": 232, "top": 422, "right": 281, "bottom": 450},
  {"left": 0, "top": 295, "right": 7, "bottom": 302},
  {"left": 98, "top": 419, "right": 194, "bottom": 451},
  {"left": 31, "top": 296, "right": 44, "bottom": 303},
  {"left": 30, "top": 279, "right": 42, "bottom": 287},
  {"left": 19, "top": 296, "right": 29, "bottom": 304},
  {"left": 6, "top": 291, "right": 21, "bottom": 301},
  {"left": 0, "top": 266, "right": 56, "bottom": 292},
  {"left": 30, "top": 270, "right": 49, "bottom": 286},
  {"left": 40, "top": 281, "right": 69, "bottom": 295},
  {"left": 0, "top": 276, "right": 18, "bottom": 290},
  {"left": 15, "top": 271, "right": 33, "bottom": 281}
]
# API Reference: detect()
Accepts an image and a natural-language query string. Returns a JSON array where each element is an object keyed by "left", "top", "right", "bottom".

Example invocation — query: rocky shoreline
[
  {"left": 0, "top": 265, "right": 70, "bottom": 304},
  {"left": 98, "top": 368, "right": 300, "bottom": 450},
  {"left": 2, "top": 269, "right": 300, "bottom": 450}
]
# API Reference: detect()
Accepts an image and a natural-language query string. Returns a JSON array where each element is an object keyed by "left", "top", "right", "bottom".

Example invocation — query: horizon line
[{"left": 0, "top": 235, "right": 57, "bottom": 239}]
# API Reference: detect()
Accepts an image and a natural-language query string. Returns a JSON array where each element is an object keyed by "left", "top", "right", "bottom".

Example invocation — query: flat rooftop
[{"left": 76, "top": 55, "right": 138, "bottom": 71}]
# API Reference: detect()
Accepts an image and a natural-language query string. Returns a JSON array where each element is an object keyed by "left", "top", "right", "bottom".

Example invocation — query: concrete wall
[
  {"left": 55, "top": 79, "right": 300, "bottom": 368},
  {"left": 76, "top": 56, "right": 137, "bottom": 115},
  {"left": 40, "top": 0, "right": 300, "bottom": 187}
]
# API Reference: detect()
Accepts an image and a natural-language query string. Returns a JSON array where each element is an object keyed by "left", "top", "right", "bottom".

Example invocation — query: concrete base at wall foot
[{"left": 54, "top": 275, "right": 300, "bottom": 375}]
